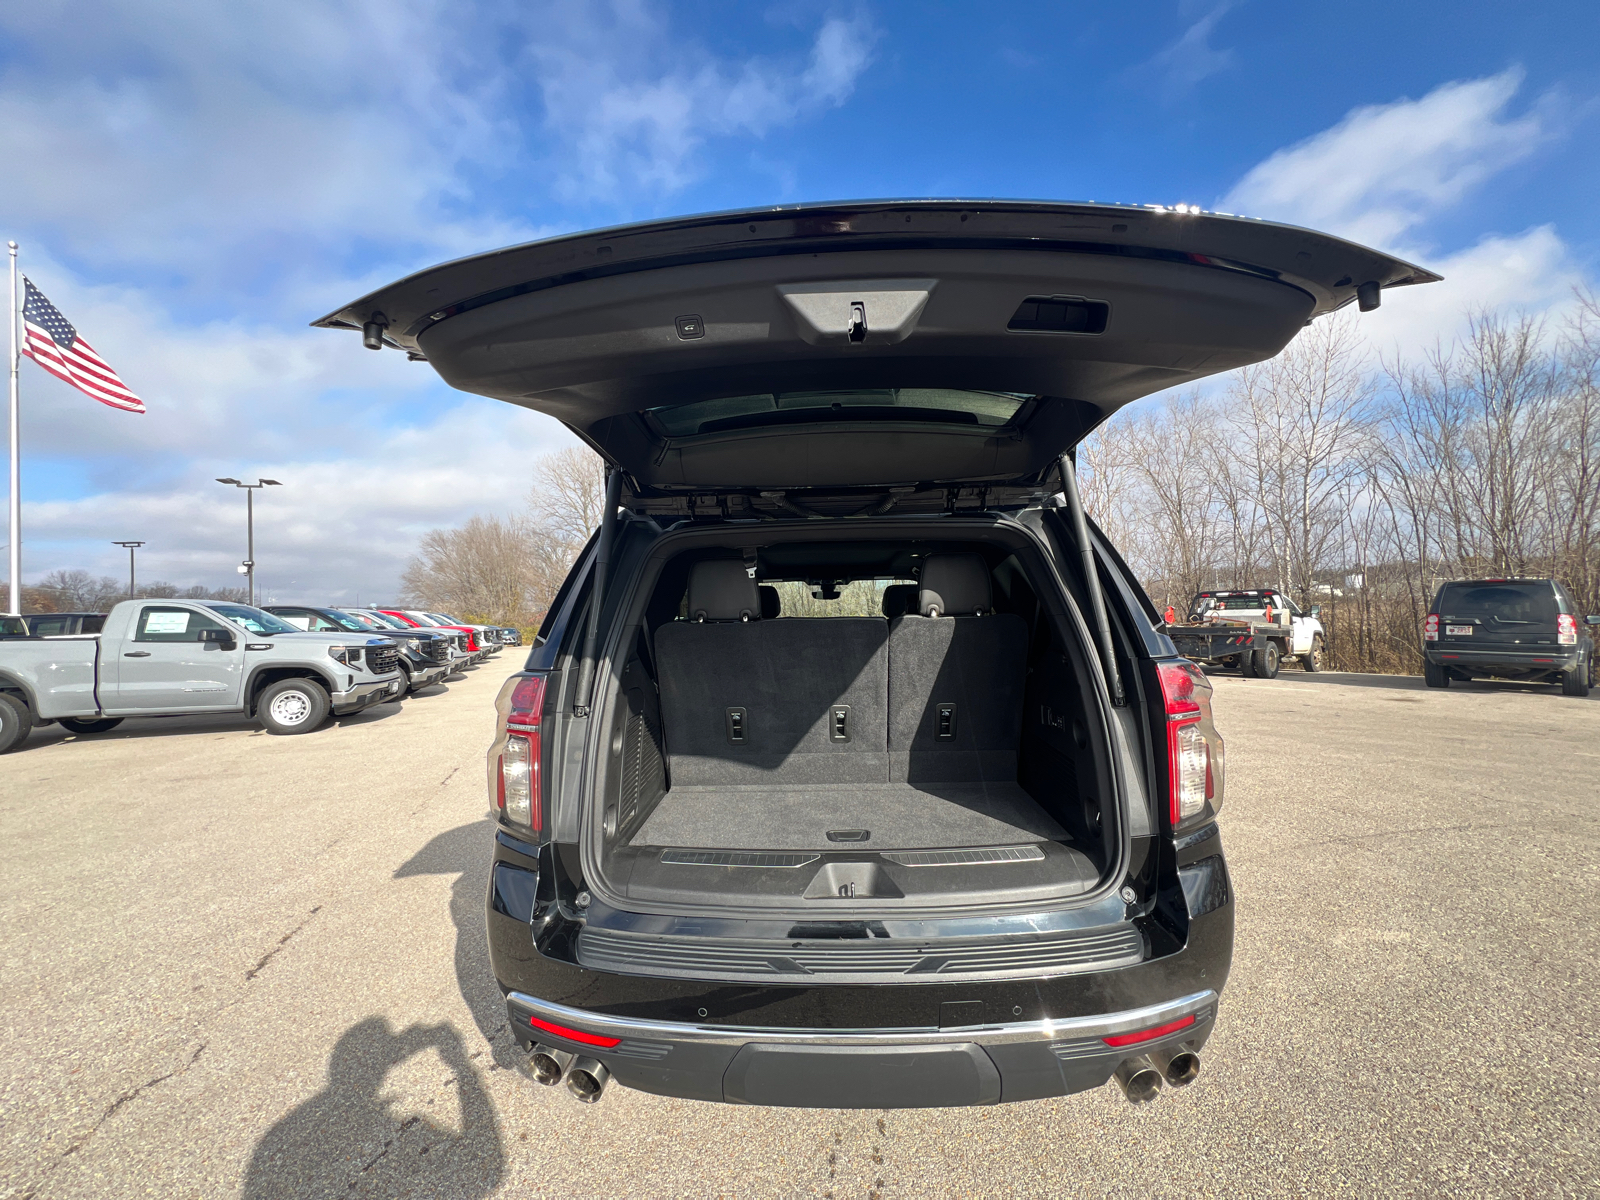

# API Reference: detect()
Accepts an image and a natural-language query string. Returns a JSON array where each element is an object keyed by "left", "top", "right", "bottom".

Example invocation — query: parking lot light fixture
[
  {"left": 215, "top": 478, "right": 283, "bottom": 606},
  {"left": 111, "top": 540, "right": 145, "bottom": 600}
]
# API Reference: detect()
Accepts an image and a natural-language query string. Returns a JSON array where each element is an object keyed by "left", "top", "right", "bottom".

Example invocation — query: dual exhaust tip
[
  {"left": 1112, "top": 1046, "right": 1201, "bottom": 1104},
  {"left": 529, "top": 1044, "right": 611, "bottom": 1103}
]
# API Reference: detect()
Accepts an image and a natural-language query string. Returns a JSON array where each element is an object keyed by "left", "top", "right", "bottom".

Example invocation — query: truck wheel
[
  {"left": 257, "top": 678, "right": 331, "bottom": 735},
  {"left": 1251, "top": 642, "right": 1280, "bottom": 679},
  {"left": 1302, "top": 637, "right": 1324, "bottom": 672},
  {"left": 59, "top": 717, "right": 124, "bottom": 735},
  {"left": 0, "top": 693, "right": 34, "bottom": 753},
  {"left": 1238, "top": 651, "right": 1256, "bottom": 678},
  {"left": 397, "top": 662, "right": 416, "bottom": 696},
  {"left": 1424, "top": 660, "right": 1450, "bottom": 689},
  {"left": 1561, "top": 657, "right": 1591, "bottom": 698}
]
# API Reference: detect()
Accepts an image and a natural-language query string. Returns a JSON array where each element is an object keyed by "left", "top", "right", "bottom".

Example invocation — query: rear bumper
[
  {"left": 507, "top": 988, "right": 1217, "bottom": 1107},
  {"left": 1425, "top": 646, "right": 1581, "bottom": 676}
]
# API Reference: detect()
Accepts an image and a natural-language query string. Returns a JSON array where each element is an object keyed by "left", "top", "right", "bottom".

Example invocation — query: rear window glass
[
  {"left": 647, "top": 389, "right": 1032, "bottom": 437},
  {"left": 1436, "top": 583, "right": 1558, "bottom": 625}
]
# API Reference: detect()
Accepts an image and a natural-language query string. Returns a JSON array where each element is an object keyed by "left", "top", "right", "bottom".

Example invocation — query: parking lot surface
[{"left": 2, "top": 664, "right": 1596, "bottom": 1199}]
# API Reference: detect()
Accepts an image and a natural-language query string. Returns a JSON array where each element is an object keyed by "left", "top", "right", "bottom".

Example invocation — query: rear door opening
[{"left": 583, "top": 521, "right": 1127, "bottom": 918}]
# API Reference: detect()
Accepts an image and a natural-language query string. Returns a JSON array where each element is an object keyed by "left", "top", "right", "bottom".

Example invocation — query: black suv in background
[
  {"left": 321, "top": 199, "right": 1438, "bottom": 1110},
  {"left": 1424, "top": 578, "right": 1598, "bottom": 696},
  {"left": 264, "top": 605, "right": 456, "bottom": 695}
]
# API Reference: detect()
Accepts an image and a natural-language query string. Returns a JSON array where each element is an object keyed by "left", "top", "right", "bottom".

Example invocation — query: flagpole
[{"left": 7, "top": 240, "right": 18, "bottom": 617}]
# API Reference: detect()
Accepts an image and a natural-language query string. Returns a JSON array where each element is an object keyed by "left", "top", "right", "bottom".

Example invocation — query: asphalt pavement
[{"left": 1, "top": 661, "right": 1596, "bottom": 1198}]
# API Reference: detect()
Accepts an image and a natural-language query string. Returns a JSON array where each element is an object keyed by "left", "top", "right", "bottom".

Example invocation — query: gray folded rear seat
[
  {"left": 887, "top": 555, "right": 1029, "bottom": 783},
  {"left": 655, "top": 561, "right": 888, "bottom": 786}
]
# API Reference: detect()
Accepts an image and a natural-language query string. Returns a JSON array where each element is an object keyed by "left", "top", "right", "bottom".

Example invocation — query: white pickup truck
[
  {"left": 1164, "top": 588, "right": 1326, "bottom": 677},
  {"left": 0, "top": 598, "right": 403, "bottom": 752}
]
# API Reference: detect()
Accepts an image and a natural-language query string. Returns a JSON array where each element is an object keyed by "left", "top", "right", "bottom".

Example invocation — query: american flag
[{"left": 21, "top": 278, "right": 145, "bottom": 414}]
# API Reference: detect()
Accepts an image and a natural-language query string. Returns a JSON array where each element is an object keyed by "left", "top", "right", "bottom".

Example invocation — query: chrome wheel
[{"left": 269, "top": 689, "right": 313, "bottom": 726}]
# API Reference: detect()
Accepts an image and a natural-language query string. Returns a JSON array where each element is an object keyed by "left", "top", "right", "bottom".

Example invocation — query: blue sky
[{"left": 2, "top": 0, "right": 1596, "bottom": 601}]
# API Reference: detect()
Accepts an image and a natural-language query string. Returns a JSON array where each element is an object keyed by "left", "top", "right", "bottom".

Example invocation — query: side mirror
[
  {"left": 1309, "top": 606, "right": 1322, "bottom": 618},
  {"left": 199, "top": 628, "right": 236, "bottom": 649},
  {"left": 1586, "top": 615, "right": 1600, "bottom": 626}
]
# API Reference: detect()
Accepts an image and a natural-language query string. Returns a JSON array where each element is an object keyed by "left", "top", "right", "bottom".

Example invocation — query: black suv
[
  {"left": 1424, "top": 578, "right": 1598, "bottom": 696},
  {"left": 264, "top": 606, "right": 456, "bottom": 694},
  {"left": 321, "top": 200, "right": 1436, "bottom": 1109}
]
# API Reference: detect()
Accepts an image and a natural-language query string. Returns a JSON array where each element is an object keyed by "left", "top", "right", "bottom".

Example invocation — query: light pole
[
  {"left": 112, "top": 540, "right": 144, "bottom": 600},
  {"left": 215, "top": 478, "right": 281, "bottom": 605}
]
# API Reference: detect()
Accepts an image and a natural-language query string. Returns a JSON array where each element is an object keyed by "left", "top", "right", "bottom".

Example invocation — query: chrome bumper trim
[{"left": 506, "top": 989, "right": 1216, "bottom": 1050}]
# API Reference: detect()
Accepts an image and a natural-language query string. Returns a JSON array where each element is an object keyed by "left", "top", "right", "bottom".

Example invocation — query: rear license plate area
[
  {"left": 723, "top": 1043, "right": 1000, "bottom": 1108},
  {"left": 1446, "top": 626, "right": 1473, "bottom": 636}
]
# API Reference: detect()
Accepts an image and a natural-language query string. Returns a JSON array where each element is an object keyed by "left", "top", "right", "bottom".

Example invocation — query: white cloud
[
  {"left": 524, "top": 6, "right": 877, "bottom": 199},
  {"left": 1221, "top": 69, "right": 1549, "bottom": 250},
  {"left": 1140, "top": 4, "right": 1236, "bottom": 95},
  {"left": 24, "top": 397, "right": 581, "bottom": 603},
  {"left": 1359, "top": 225, "right": 1585, "bottom": 355}
]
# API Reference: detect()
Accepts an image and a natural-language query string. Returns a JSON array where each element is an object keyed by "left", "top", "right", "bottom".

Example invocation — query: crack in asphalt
[
  {"left": 58, "top": 1040, "right": 208, "bottom": 1163},
  {"left": 244, "top": 905, "right": 324, "bottom": 980}
]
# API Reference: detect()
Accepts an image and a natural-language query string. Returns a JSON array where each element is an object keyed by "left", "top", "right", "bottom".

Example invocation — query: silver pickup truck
[{"left": 0, "top": 598, "right": 403, "bottom": 752}]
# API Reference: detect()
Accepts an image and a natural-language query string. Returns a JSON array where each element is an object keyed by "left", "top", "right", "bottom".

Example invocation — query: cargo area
[{"left": 591, "top": 531, "right": 1121, "bottom": 913}]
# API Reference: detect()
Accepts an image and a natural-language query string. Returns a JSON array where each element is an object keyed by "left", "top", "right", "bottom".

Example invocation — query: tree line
[
  {"left": 16, "top": 569, "right": 247, "bottom": 614},
  {"left": 1081, "top": 293, "right": 1600, "bottom": 673},
  {"left": 398, "top": 447, "right": 606, "bottom": 634}
]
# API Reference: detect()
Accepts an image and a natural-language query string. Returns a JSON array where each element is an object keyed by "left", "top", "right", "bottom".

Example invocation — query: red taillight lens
[
  {"left": 526, "top": 1014, "right": 621, "bottom": 1048},
  {"left": 1158, "top": 661, "right": 1216, "bottom": 825},
  {"left": 499, "top": 675, "right": 546, "bottom": 831},
  {"left": 1423, "top": 613, "right": 1439, "bottom": 642},
  {"left": 1102, "top": 1013, "right": 1196, "bottom": 1048},
  {"left": 1558, "top": 614, "right": 1577, "bottom": 645}
]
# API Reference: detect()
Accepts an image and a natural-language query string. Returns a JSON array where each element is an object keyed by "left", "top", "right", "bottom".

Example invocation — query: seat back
[
  {"left": 656, "top": 562, "right": 889, "bottom": 786},
  {"left": 888, "top": 556, "right": 1028, "bottom": 782}
]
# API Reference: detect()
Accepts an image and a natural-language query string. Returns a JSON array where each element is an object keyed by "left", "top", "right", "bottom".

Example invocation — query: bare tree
[{"left": 531, "top": 447, "right": 607, "bottom": 545}]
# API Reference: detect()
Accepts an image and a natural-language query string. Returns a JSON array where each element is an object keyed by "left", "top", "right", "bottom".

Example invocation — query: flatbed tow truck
[{"left": 1162, "top": 588, "right": 1326, "bottom": 678}]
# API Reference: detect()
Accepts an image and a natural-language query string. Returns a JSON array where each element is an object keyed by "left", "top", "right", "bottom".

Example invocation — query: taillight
[
  {"left": 497, "top": 674, "right": 546, "bottom": 831},
  {"left": 1558, "top": 614, "right": 1577, "bottom": 646},
  {"left": 1103, "top": 1013, "right": 1197, "bottom": 1047},
  {"left": 526, "top": 1014, "right": 621, "bottom": 1048},
  {"left": 1157, "top": 661, "right": 1218, "bottom": 825},
  {"left": 1423, "top": 613, "right": 1439, "bottom": 642}
]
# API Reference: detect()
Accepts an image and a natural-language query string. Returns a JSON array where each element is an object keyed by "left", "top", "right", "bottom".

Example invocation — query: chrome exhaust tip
[
  {"left": 1150, "top": 1046, "right": 1201, "bottom": 1088},
  {"left": 565, "top": 1056, "right": 611, "bottom": 1104},
  {"left": 528, "top": 1044, "right": 574, "bottom": 1086},
  {"left": 1112, "top": 1055, "right": 1164, "bottom": 1104}
]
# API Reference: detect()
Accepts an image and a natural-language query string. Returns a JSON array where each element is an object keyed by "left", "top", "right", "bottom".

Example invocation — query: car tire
[
  {"left": 1561, "top": 657, "right": 1591, "bottom": 698},
  {"left": 1238, "top": 650, "right": 1256, "bottom": 678},
  {"left": 59, "top": 717, "right": 124, "bottom": 735},
  {"left": 0, "top": 692, "right": 34, "bottom": 754},
  {"left": 1251, "top": 642, "right": 1280, "bottom": 679},
  {"left": 256, "top": 678, "right": 331, "bottom": 735},
  {"left": 1424, "top": 660, "right": 1450, "bottom": 689},
  {"left": 1302, "top": 636, "right": 1324, "bottom": 672}
]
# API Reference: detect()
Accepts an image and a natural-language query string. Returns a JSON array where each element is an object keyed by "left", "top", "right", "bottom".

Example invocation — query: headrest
[
  {"left": 918, "top": 555, "right": 992, "bottom": 617},
  {"left": 687, "top": 560, "right": 760, "bottom": 622},
  {"left": 881, "top": 583, "right": 919, "bottom": 618},
  {"left": 759, "top": 585, "right": 781, "bottom": 620}
]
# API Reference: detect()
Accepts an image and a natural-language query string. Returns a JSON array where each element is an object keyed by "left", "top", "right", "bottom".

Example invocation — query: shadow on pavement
[
  {"left": 242, "top": 1017, "right": 503, "bottom": 1199},
  {"left": 394, "top": 819, "right": 521, "bottom": 1069}
]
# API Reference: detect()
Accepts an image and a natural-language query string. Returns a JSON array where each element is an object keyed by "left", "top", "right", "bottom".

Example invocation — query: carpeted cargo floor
[{"left": 632, "top": 781, "right": 1067, "bottom": 851}]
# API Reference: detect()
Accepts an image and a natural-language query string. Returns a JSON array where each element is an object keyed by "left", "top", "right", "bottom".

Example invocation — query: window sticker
[{"left": 144, "top": 611, "right": 191, "bottom": 634}]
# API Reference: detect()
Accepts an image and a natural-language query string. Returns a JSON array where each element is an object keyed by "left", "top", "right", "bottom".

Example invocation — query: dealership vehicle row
[{"left": 0, "top": 600, "right": 521, "bottom": 752}]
